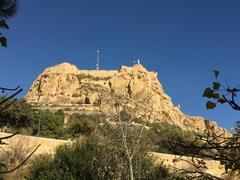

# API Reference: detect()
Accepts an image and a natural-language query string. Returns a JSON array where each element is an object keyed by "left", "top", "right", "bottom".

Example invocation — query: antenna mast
[{"left": 96, "top": 50, "right": 100, "bottom": 70}]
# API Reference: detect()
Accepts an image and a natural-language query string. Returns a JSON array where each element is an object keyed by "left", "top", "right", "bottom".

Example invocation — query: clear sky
[{"left": 1, "top": 0, "right": 240, "bottom": 130}]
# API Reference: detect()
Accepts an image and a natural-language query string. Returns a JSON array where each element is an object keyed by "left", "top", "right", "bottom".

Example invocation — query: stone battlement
[{"left": 78, "top": 70, "right": 117, "bottom": 77}]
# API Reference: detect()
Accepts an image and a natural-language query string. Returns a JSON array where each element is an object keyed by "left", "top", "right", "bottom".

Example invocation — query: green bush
[
  {"left": 32, "top": 110, "right": 68, "bottom": 139},
  {"left": 149, "top": 122, "right": 195, "bottom": 154},
  {"left": 0, "top": 98, "right": 34, "bottom": 130},
  {"left": 67, "top": 114, "right": 99, "bottom": 137},
  {"left": 27, "top": 155, "right": 75, "bottom": 180},
  {"left": 119, "top": 110, "right": 132, "bottom": 121},
  {"left": 27, "top": 128, "right": 185, "bottom": 180},
  {"left": 0, "top": 98, "right": 69, "bottom": 139}
]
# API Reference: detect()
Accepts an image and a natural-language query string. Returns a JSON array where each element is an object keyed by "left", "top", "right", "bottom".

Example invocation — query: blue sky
[{"left": 1, "top": 0, "right": 240, "bottom": 130}]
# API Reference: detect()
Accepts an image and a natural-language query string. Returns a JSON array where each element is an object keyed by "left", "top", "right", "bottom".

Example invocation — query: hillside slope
[
  {"left": 25, "top": 62, "right": 228, "bottom": 135},
  {"left": 0, "top": 132, "right": 230, "bottom": 179}
]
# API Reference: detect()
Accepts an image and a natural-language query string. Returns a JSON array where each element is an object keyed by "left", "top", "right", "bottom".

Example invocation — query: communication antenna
[{"left": 96, "top": 50, "right": 100, "bottom": 70}]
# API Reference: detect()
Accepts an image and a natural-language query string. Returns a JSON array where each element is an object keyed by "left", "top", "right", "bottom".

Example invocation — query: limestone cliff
[{"left": 25, "top": 62, "right": 228, "bottom": 135}]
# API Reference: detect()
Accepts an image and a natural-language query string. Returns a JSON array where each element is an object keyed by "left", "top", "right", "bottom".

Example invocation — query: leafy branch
[
  {"left": 0, "top": 19, "right": 8, "bottom": 47},
  {"left": 203, "top": 70, "right": 240, "bottom": 110},
  {"left": 0, "top": 0, "right": 18, "bottom": 47}
]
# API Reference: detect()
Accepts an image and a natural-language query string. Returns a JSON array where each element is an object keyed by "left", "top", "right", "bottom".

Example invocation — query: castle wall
[{"left": 78, "top": 70, "right": 118, "bottom": 77}]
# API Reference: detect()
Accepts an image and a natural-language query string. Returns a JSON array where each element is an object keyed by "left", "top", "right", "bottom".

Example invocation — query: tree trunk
[{"left": 129, "top": 158, "right": 134, "bottom": 180}]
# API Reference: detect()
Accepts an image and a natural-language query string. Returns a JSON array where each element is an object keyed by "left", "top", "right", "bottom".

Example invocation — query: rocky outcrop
[{"left": 25, "top": 62, "right": 229, "bottom": 135}]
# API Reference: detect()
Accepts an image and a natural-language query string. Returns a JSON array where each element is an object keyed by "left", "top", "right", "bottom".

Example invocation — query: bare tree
[{"left": 103, "top": 92, "right": 154, "bottom": 180}]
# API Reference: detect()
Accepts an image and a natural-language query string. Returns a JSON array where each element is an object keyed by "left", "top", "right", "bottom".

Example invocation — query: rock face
[{"left": 25, "top": 62, "right": 228, "bottom": 135}]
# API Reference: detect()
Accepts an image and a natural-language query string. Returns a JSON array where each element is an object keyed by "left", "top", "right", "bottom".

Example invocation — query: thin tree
[{"left": 103, "top": 92, "right": 154, "bottom": 180}]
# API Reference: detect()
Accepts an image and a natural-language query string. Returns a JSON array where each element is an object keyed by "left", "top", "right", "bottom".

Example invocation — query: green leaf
[
  {"left": 0, "top": 160, "right": 7, "bottom": 168},
  {"left": 213, "top": 70, "right": 219, "bottom": 79},
  {"left": 213, "top": 82, "right": 220, "bottom": 90},
  {"left": 217, "top": 98, "right": 226, "bottom": 104},
  {"left": 0, "top": 20, "right": 9, "bottom": 29},
  {"left": 0, "top": 36, "right": 7, "bottom": 47},
  {"left": 212, "top": 93, "right": 220, "bottom": 99},
  {"left": 206, "top": 101, "right": 216, "bottom": 109},
  {"left": 202, "top": 87, "right": 213, "bottom": 98}
]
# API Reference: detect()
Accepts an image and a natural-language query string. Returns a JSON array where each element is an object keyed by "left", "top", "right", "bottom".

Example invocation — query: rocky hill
[{"left": 25, "top": 62, "right": 228, "bottom": 135}]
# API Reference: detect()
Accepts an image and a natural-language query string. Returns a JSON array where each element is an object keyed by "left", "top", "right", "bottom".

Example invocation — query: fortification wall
[
  {"left": 78, "top": 70, "right": 118, "bottom": 77},
  {"left": 0, "top": 132, "right": 68, "bottom": 156}
]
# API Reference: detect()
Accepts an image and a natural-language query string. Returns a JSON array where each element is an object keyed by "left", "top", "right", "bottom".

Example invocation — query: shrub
[
  {"left": 67, "top": 114, "right": 98, "bottom": 137},
  {"left": 0, "top": 98, "right": 34, "bottom": 130},
  {"left": 0, "top": 98, "right": 69, "bottom": 139},
  {"left": 27, "top": 128, "right": 185, "bottom": 179},
  {"left": 32, "top": 110, "right": 68, "bottom": 139},
  {"left": 149, "top": 122, "right": 195, "bottom": 154},
  {"left": 27, "top": 155, "right": 73, "bottom": 180}
]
